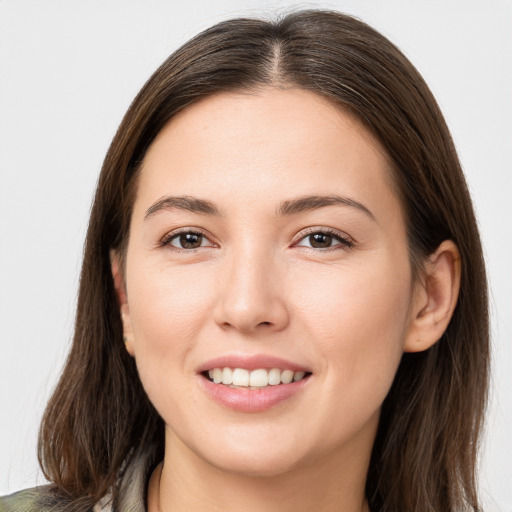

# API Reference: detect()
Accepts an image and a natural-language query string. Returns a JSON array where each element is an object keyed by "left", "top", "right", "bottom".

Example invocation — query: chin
[
  {"left": 174, "top": 426, "right": 312, "bottom": 478},
  {"left": 204, "top": 446, "right": 307, "bottom": 478}
]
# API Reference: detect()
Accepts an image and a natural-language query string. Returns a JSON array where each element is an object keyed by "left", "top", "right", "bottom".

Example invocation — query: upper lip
[{"left": 197, "top": 354, "right": 311, "bottom": 373}]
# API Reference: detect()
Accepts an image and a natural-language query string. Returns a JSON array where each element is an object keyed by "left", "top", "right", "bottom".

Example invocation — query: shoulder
[
  {"left": 0, "top": 485, "right": 71, "bottom": 512},
  {"left": 0, "top": 485, "right": 113, "bottom": 512},
  {"left": 0, "top": 446, "right": 156, "bottom": 512}
]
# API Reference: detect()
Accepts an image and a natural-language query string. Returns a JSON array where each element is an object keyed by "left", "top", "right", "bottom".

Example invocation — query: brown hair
[{"left": 38, "top": 10, "right": 489, "bottom": 512}]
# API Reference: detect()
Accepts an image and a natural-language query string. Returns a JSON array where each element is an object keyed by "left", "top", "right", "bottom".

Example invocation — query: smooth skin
[{"left": 111, "top": 88, "right": 460, "bottom": 512}]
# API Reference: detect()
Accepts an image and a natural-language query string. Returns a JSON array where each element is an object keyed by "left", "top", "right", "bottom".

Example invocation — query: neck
[{"left": 148, "top": 431, "right": 372, "bottom": 512}]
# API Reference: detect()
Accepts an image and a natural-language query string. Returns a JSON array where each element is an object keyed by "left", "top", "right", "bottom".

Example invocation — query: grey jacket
[{"left": 0, "top": 450, "right": 154, "bottom": 512}]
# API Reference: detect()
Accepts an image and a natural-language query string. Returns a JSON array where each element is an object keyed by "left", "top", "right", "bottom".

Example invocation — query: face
[{"left": 117, "top": 88, "right": 421, "bottom": 477}]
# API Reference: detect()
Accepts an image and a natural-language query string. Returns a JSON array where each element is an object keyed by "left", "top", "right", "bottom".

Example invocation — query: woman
[{"left": 1, "top": 9, "right": 489, "bottom": 512}]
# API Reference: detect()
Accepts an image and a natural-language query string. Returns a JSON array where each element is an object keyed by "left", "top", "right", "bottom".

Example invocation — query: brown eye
[
  {"left": 167, "top": 231, "right": 209, "bottom": 249},
  {"left": 180, "top": 233, "right": 202, "bottom": 249},
  {"left": 308, "top": 233, "right": 333, "bottom": 248},
  {"left": 296, "top": 229, "right": 353, "bottom": 250}
]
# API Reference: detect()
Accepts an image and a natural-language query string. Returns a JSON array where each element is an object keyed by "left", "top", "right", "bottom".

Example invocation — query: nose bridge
[{"left": 214, "top": 236, "right": 289, "bottom": 333}]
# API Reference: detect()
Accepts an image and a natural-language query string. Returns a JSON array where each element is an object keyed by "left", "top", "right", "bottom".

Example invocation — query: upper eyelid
[
  {"left": 161, "top": 228, "right": 216, "bottom": 246},
  {"left": 293, "top": 226, "right": 353, "bottom": 245},
  {"left": 295, "top": 226, "right": 350, "bottom": 238},
  {"left": 160, "top": 226, "right": 353, "bottom": 249}
]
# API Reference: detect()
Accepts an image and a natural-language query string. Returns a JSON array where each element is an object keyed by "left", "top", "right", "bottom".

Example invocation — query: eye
[
  {"left": 162, "top": 230, "right": 214, "bottom": 250},
  {"left": 295, "top": 229, "right": 353, "bottom": 250}
]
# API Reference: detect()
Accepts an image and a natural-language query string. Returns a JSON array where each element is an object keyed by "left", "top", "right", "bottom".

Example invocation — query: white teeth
[
  {"left": 221, "top": 367, "right": 233, "bottom": 385},
  {"left": 232, "top": 368, "right": 249, "bottom": 386},
  {"left": 206, "top": 367, "right": 308, "bottom": 387},
  {"left": 212, "top": 368, "right": 222, "bottom": 384},
  {"left": 268, "top": 368, "right": 281, "bottom": 386},
  {"left": 280, "top": 369, "right": 294, "bottom": 384},
  {"left": 249, "top": 369, "right": 268, "bottom": 387}
]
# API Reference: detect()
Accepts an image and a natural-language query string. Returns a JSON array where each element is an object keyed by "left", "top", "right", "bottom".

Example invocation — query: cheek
[
  {"left": 125, "top": 263, "right": 217, "bottom": 408},
  {"left": 128, "top": 262, "right": 215, "bottom": 341},
  {"left": 293, "top": 256, "right": 412, "bottom": 405},
  {"left": 296, "top": 255, "right": 411, "bottom": 337}
]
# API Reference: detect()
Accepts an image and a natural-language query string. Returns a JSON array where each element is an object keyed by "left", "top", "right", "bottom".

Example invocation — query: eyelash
[
  {"left": 160, "top": 229, "right": 214, "bottom": 252},
  {"left": 160, "top": 227, "right": 354, "bottom": 252},
  {"left": 296, "top": 227, "right": 354, "bottom": 251}
]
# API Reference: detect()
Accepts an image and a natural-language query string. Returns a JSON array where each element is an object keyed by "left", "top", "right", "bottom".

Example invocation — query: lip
[
  {"left": 196, "top": 354, "right": 312, "bottom": 413},
  {"left": 196, "top": 354, "right": 311, "bottom": 373},
  {"left": 199, "top": 373, "right": 311, "bottom": 413}
]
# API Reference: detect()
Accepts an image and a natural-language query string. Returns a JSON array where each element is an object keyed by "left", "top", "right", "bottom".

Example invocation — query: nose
[{"left": 213, "top": 245, "right": 290, "bottom": 335}]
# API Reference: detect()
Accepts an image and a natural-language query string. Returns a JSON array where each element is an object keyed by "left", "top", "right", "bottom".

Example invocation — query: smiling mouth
[{"left": 203, "top": 367, "right": 312, "bottom": 389}]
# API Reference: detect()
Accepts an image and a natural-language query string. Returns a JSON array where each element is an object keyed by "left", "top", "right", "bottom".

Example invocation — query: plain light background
[{"left": 1, "top": 0, "right": 511, "bottom": 509}]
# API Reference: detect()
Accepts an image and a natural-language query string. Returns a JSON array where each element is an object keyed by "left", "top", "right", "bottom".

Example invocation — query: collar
[{"left": 94, "top": 447, "right": 159, "bottom": 512}]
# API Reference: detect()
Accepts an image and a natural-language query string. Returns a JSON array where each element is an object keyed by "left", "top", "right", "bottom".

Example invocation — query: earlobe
[
  {"left": 404, "top": 240, "right": 461, "bottom": 353},
  {"left": 110, "top": 250, "right": 135, "bottom": 357}
]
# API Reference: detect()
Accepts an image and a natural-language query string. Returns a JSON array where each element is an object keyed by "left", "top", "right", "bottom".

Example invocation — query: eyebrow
[
  {"left": 144, "top": 194, "right": 375, "bottom": 221},
  {"left": 277, "top": 195, "right": 375, "bottom": 220},
  {"left": 145, "top": 196, "right": 224, "bottom": 220}
]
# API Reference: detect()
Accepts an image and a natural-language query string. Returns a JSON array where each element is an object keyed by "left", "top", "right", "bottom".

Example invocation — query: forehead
[{"left": 137, "top": 88, "right": 400, "bottom": 222}]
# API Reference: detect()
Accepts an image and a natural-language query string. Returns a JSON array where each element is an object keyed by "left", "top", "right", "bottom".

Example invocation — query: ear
[
  {"left": 404, "top": 240, "right": 461, "bottom": 353},
  {"left": 110, "top": 250, "right": 135, "bottom": 357}
]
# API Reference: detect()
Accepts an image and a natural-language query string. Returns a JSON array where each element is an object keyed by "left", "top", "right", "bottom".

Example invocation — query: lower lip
[{"left": 199, "top": 375, "right": 311, "bottom": 413}]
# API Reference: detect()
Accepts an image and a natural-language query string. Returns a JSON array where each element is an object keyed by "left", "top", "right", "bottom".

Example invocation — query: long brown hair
[{"left": 38, "top": 10, "right": 489, "bottom": 511}]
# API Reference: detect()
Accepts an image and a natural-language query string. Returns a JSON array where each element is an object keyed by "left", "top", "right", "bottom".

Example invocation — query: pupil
[
  {"left": 310, "top": 233, "right": 332, "bottom": 248},
  {"left": 180, "top": 233, "right": 201, "bottom": 248}
]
